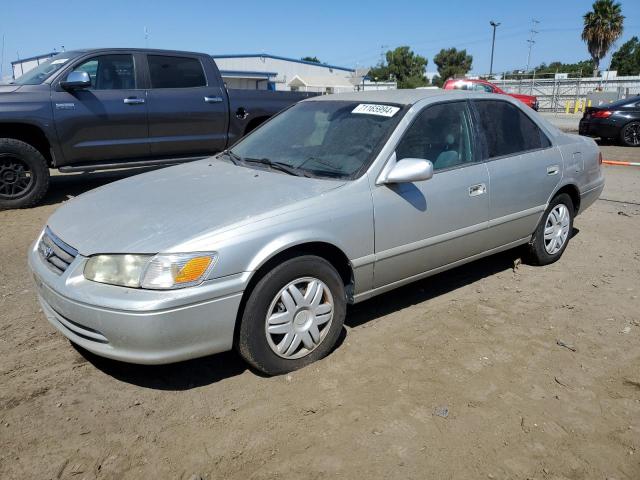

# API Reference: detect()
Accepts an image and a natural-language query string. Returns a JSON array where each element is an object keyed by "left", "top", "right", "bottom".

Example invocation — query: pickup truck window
[
  {"left": 73, "top": 55, "right": 135, "bottom": 90},
  {"left": 148, "top": 55, "right": 206, "bottom": 88},
  {"left": 231, "top": 101, "right": 404, "bottom": 179},
  {"left": 473, "top": 100, "right": 551, "bottom": 159}
]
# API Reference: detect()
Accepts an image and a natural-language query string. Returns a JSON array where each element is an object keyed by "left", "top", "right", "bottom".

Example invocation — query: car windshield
[
  {"left": 12, "top": 54, "right": 73, "bottom": 85},
  {"left": 230, "top": 100, "right": 405, "bottom": 179}
]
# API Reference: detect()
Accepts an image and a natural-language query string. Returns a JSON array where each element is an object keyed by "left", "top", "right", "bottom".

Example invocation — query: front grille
[{"left": 38, "top": 227, "right": 78, "bottom": 275}]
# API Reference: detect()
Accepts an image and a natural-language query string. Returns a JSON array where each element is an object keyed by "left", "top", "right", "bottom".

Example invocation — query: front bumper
[{"left": 28, "top": 234, "right": 247, "bottom": 364}]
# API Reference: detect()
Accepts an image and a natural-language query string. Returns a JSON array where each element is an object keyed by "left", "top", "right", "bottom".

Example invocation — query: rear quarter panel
[{"left": 554, "top": 133, "right": 604, "bottom": 214}]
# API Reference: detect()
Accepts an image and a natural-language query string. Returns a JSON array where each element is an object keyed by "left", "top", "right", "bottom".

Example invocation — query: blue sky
[{"left": 2, "top": 0, "right": 639, "bottom": 78}]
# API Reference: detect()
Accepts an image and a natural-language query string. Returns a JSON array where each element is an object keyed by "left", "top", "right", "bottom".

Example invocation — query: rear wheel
[
  {"left": 620, "top": 121, "right": 640, "bottom": 147},
  {"left": 526, "top": 193, "right": 574, "bottom": 266},
  {"left": 0, "top": 138, "right": 50, "bottom": 209},
  {"left": 237, "top": 255, "right": 346, "bottom": 375}
]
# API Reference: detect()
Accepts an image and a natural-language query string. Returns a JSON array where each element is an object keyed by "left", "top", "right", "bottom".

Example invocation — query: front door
[
  {"left": 52, "top": 54, "right": 150, "bottom": 164},
  {"left": 144, "top": 54, "right": 228, "bottom": 157},
  {"left": 371, "top": 101, "right": 490, "bottom": 288}
]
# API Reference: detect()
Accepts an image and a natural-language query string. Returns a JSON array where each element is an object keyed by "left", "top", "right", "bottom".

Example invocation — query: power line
[{"left": 525, "top": 19, "right": 540, "bottom": 72}]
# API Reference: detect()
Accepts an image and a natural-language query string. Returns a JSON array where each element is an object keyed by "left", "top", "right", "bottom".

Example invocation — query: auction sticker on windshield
[{"left": 352, "top": 104, "right": 400, "bottom": 117}]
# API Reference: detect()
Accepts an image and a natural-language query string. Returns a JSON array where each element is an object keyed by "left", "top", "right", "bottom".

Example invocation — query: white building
[{"left": 213, "top": 53, "right": 366, "bottom": 93}]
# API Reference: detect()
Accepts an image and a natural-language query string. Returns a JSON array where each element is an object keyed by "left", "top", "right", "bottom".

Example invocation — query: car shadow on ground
[
  {"left": 75, "top": 248, "right": 525, "bottom": 390},
  {"left": 345, "top": 249, "right": 522, "bottom": 329},
  {"left": 41, "top": 166, "right": 169, "bottom": 206}
]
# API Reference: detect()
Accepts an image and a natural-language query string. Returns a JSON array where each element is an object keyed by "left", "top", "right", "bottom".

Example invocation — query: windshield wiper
[
  {"left": 220, "top": 149, "right": 244, "bottom": 165},
  {"left": 243, "top": 157, "right": 309, "bottom": 177}
]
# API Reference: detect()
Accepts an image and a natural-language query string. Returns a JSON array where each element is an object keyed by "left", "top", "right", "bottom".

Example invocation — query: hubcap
[
  {"left": 624, "top": 124, "right": 640, "bottom": 146},
  {"left": 544, "top": 203, "right": 570, "bottom": 255},
  {"left": 265, "top": 277, "right": 334, "bottom": 359},
  {"left": 0, "top": 154, "right": 33, "bottom": 199}
]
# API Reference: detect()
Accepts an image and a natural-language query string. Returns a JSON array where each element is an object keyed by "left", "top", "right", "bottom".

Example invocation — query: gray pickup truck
[{"left": 0, "top": 48, "right": 315, "bottom": 208}]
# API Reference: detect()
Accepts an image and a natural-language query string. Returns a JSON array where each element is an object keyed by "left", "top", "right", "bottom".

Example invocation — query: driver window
[
  {"left": 395, "top": 102, "right": 474, "bottom": 171},
  {"left": 72, "top": 55, "right": 135, "bottom": 90}
]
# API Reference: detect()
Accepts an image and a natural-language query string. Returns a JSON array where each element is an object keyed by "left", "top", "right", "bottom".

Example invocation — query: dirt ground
[{"left": 1, "top": 146, "right": 639, "bottom": 480}]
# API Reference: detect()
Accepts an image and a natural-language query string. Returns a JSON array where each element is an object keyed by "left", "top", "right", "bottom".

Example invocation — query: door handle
[
  {"left": 123, "top": 97, "right": 145, "bottom": 105},
  {"left": 468, "top": 183, "right": 487, "bottom": 196},
  {"left": 204, "top": 96, "right": 223, "bottom": 103},
  {"left": 546, "top": 165, "right": 560, "bottom": 176}
]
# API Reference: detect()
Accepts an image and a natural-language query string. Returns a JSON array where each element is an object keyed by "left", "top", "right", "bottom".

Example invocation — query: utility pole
[
  {"left": 379, "top": 45, "right": 388, "bottom": 66},
  {"left": 489, "top": 20, "right": 500, "bottom": 77},
  {"left": 0, "top": 35, "right": 4, "bottom": 80},
  {"left": 144, "top": 27, "right": 150, "bottom": 48},
  {"left": 525, "top": 19, "right": 540, "bottom": 73}
]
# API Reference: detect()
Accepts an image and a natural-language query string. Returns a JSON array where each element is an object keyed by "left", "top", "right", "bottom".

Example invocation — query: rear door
[
  {"left": 145, "top": 54, "right": 228, "bottom": 156},
  {"left": 52, "top": 53, "right": 150, "bottom": 163},
  {"left": 471, "top": 99, "right": 559, "bottom": 248}
]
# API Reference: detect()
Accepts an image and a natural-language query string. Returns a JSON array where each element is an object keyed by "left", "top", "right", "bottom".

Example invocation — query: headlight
[{"left": 84, "top": 252, "right": 218, "bottom": 289}]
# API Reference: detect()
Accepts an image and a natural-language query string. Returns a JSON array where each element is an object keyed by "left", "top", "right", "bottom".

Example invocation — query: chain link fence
[{"left": 487, "top": 73, "right": 640, "bottom": 112}]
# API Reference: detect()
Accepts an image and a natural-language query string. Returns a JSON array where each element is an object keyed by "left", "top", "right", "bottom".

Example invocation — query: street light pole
[{"left": 489, "top": 20, "right": 500, "bottom": 77}]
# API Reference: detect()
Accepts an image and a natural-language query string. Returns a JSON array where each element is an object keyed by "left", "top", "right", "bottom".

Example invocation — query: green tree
[
  {"left": 369, "top": 46, "right": 428, "bottom": 89},
  {"left": 301, "top": 56, "right": 321, "bottom": 63},
  {"left": 582, "top": 0, "right": 624, "bottom": 76},
  {"left": 432, "top": 48, "right": 473, "bottom": 86},
  {"left": 610, "top": 36, "right": 640, "bottom": 75}
]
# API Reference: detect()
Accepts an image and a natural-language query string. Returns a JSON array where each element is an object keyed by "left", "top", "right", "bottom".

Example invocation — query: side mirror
[
  {"left": 383, "top": 157, "right": 434, "bottom": 184},
  {"left": 60, "top": 71, "right": 91, "bottom": 90}
]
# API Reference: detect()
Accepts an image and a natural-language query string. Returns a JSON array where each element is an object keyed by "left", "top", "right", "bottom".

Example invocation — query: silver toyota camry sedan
[{"left": 28, "top": 90, "right": 604, "bottom": 375}]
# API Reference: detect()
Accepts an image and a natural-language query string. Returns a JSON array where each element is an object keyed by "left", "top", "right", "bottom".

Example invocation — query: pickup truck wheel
[
  {"left": 0, "top": 138, "right": 50, "bottom": 209},
  {"left": 526, "top": 193, "right": 574, "bottom": 266},
  {"left": 237, "top": 255, "right": 346, "bottom": 375}
]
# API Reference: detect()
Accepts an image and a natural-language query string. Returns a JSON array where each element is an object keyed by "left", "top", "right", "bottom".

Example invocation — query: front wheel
[
  {"left": 620, "top": 121, "right": 640, "bottom": 147},
  {"left": 526, "top": 193, "right": 574, "bottom": 266},
  {"left": 237, "top": 255, "right": 346, "bottom": 375},
  {"left": 0, "top": 138, "right": 50, "bottom": 209}
]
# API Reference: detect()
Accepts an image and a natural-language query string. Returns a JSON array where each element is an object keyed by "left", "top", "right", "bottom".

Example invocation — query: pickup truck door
[
  {"left": 371, "top": 101, "right": 490, "bottom": 288},
  {"left": 51, "top": 53, "right": 150, "bottom": 164},
  {"left": 144, "top": 54, "right": 228, "bottom": 157}
]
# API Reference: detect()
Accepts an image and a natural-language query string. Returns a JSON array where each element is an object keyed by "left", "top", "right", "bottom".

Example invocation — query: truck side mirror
[{"left": 60, "top": 71, "right": 91, "bottom": 90}]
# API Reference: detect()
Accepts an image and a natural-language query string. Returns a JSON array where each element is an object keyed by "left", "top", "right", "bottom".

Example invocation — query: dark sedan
[{"left": 579, "top": 95, "right": 640, "bottom": 147}]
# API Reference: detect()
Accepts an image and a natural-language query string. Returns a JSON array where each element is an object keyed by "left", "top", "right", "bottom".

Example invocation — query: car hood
[
  {"left": 0, "top": 84, "right": 21, "bottom": 93},
  {"left": 47, "top": 159, "right": 346, "bottom": 255}
]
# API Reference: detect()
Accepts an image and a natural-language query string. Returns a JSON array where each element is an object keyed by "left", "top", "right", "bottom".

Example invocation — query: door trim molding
[
  {"left": 488, "top": 204, "right": 546, "bottom": 228},
  {"left": 375, "top": 220, "right": 489, "bottom": 262},
  {"left": 353, "top": 236, "right": 530, "bottom": 303}
]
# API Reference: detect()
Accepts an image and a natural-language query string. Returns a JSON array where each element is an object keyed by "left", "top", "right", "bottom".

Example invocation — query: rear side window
[
  {"left": 474, "top": 100, "right": 551, "bottom": 159},
  {"left": 147, "top": 55, "right": 206, "bottom": 88}
]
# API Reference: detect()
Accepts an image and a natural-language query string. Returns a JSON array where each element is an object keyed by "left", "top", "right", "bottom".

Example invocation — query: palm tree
[{"left": 582, "top": 0, "right": 625, "bottom": 77}]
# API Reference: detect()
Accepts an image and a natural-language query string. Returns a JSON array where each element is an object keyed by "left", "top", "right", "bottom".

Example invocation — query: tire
[
  {"left": 237, "top": 255, "right": 346, "bottom": 375},
  {"left": 0, "top": 138, "right": 50, "bottom": 209},
  {"left": 526, "top": 193, "right": 574, "bottom": 266},
  {"left": 620, "top": 121, "right": 640, "bottom": 147}
]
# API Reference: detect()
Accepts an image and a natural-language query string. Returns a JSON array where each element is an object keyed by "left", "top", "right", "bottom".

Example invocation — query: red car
[{"left": 443, "top": 78, "right": 539, "bottom": 110}]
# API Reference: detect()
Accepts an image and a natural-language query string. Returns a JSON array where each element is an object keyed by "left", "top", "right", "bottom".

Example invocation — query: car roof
[{"left": 304, "top": 88, "right": 486, "bottom": 106}]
